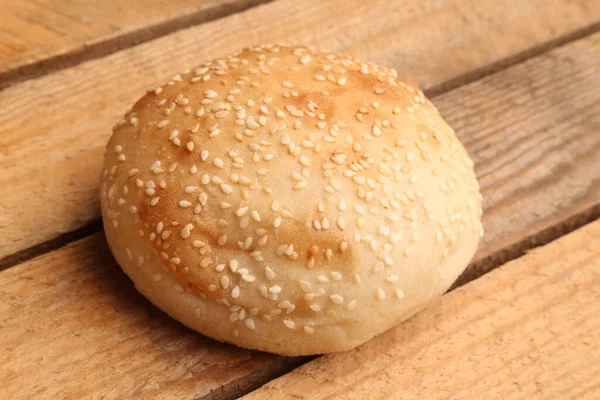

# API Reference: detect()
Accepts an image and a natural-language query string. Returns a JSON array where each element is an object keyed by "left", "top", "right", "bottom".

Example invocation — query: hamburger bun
[{"left": 100, "top": 44, "right": 483, "bottom": 356}]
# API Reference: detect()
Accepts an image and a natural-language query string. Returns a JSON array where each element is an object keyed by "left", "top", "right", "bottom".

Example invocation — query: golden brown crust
[{"left": 100, "top": 44, "right": 483, "bottom": 356}]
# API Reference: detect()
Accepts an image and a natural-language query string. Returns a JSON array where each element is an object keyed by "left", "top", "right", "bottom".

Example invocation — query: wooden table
[{"left": 1, "top": 1, "right": 599, "bottom": 398}]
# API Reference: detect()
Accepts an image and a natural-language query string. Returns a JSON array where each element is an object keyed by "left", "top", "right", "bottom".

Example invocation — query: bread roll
[{"left": 100, "top": 44, "right": 483, "bottom": 356}]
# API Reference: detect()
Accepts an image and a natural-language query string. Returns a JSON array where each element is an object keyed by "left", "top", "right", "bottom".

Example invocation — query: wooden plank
[
  {"left": 439, "top": 33, "right": 600, "bottom": 284},
  {"left": 0, "top": 233, "right": 308, "bottom": 400},
  {"left": 1, "top": 0, "right": 600, "bottom": 261},
  {"left": 1, "top": 32, "right": 600, "bottom": 400},
  {"left": 242, "top": 221, "right": 600, "bottom": 400},
  {"left": 0, "top": 0, "right": 273, "bottom": 87}
]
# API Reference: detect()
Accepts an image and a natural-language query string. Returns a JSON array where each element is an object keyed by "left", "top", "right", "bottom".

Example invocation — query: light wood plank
[
  {"left": 243, "top": 220, "right": 600, "bottom": 400},
  {"left": 1, "top": 0, "right": 600, "bottom": 261},
  {"left": 1, "top": 32, "right": 600, "bottom": 400},
  {"left": 0, "top": 233, "right": 308, "bottom": 399},
  {"left": 0, "top": 0, "right": 273, "bottom": 87}
]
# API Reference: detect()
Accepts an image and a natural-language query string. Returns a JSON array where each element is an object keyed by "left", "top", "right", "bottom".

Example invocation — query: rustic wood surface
[
  {"left": 2, "top": 0, "right": 600, "bottom": 398},
  {"left": 243, "top": 220, "right": 600, "bottom": 400},
  {"left": 1, "top": 30, "right": 599, "bottom": 399},
  {"left": 0, "top": 0, "right": 273, "bottom": 87},
  {"left": 0, "top": 234, "right": 307, "bottom": 400},
  {"left": 2, "top": 0, "right": 600, "bottom": 262}
]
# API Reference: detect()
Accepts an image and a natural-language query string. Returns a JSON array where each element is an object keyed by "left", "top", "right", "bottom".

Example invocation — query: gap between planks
[
  {"left": 1, "top": 27, "right": 600, "bottom": 400},
  {"left": 426, "top": 20, "right": 600, "bottom": 97},
  {"left": 0, "top": 0, "right": 275, "bottom": 89},
  {"left": 2, "top": 0, "right": 600, "bottom": 263}
]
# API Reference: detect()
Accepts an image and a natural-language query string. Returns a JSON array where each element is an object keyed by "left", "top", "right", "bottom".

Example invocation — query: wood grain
[
  {"left": 243, "top": 220, "right": 600, "bottom": 400},
  {"left": 2, "top": 0, "right": 600, "bottom": 260},
  {"left": 1, "top": 33, "right": 600, "bottom": 400},
  {"left": 0, "top": 233, "right": 308, "bottom": 400},
  {"left": 0, "top": 0, "right": 273, "bottom": 87}
]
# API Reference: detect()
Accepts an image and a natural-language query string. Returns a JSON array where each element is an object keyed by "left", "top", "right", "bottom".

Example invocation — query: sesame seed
[
  {"left": 199, "top": 192, "right": 208, "bottom": 206},
  {"left": 173, "top": 285, "right": 184, "bottom": 293},
  {"left": 245, "top": 318, "right": 255, "bottom": 330},
  {"left": 218, "top": 235, "right": 227, "bottom": 246},
  {"left": 283, "top": 320, "right": 295, "bottom": 329},
  {"left": 179, "top": 200, "right": 191, "bottom": 208},
  {"left": 220, "top": 276, "right": 230, "bottom": 289},
  {"left": 284, "top": 244, "right": 294, "bottom": 256},
  {"left": 299, "top": 281, "right": 312, "bottom": 292},
  {"left": 309, "top": 304, "right": 321, "bottom": 312},
  {"left": 272, "top": 216, "right": 281, "bottom": 228},
  {"left": 396, "top": 289, "right": 405, "bottom": 299},
  {"left": 220, "top": 184, "right": 232, "bottom": 194},
  {"left": 265, "top": 266, "right": 275, "bottom": 280},
  {"left": 346, "top": 300, "right": 357, "bottom": 311},
  {"left": 269, "top": 285, "right": 281, "bottom": 294},
  {"left": 303, "top": 326, "right": 314, "bottom": 334},
  {"left": 330, "top": 294, "right": 344, "bottom": 304},
  {"left": 180, "top": 224, "right": 192, "bottom": 239},
  {"left": 377, "top": 288, "right": 386, "bottom": 300},
  {"left": 330, "top": 271, "right": 342, "bottom": 281}
]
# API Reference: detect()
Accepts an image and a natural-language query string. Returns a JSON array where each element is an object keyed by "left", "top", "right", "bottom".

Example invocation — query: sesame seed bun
[{"left": 100, "top": 44, "right": 483, "bottom": 356}]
